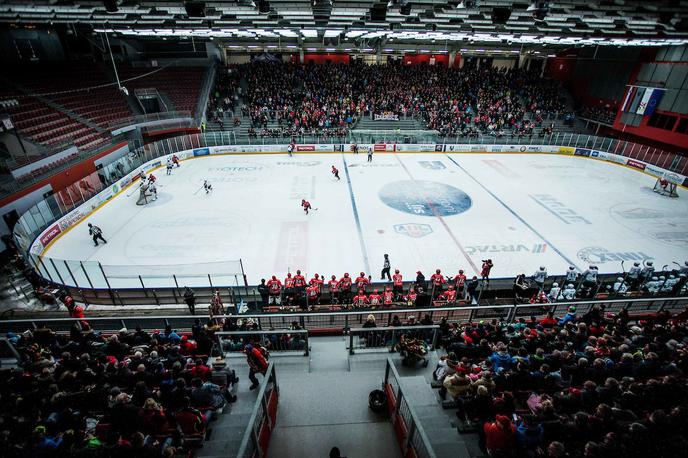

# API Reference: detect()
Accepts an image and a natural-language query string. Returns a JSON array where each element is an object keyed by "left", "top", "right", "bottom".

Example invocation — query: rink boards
[{"left": 31, "top": 144, "right": 688, "bottom": 287}]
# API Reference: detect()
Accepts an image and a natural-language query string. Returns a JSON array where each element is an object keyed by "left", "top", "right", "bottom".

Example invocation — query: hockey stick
[{"left": 193, "top": 185, "right": 205, "bottom": 195}]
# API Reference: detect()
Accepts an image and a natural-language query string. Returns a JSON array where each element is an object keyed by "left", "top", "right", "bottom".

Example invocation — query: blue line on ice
[
  {"left": 444, "top": 154, "right": 582, "bottom": 272},
  {"left": 342, "top": 154, "right": 371, "bottom": 273}
]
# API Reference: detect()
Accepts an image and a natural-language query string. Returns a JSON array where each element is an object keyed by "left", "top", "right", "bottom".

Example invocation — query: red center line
[{"left": 393, "top": 153, "right": 480, "bottom": 275}]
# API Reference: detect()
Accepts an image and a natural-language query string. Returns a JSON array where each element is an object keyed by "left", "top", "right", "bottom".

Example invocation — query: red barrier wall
[{"left": 403, "top": 54, "right": 449, "bottom": 67}]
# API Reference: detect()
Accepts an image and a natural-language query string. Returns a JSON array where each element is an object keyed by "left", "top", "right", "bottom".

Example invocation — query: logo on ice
[
  {"left": 577, "top": 246, "right": 653, "bottom": 264},
  {"left": 394, "top": 223, "right": 433, "bottom": 238}
]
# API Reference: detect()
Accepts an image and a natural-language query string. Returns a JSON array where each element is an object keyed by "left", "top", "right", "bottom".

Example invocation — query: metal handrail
[
  {"left": 235, "top": 361, "right": 278, "bottom": 458},
  {"left": 349, "top": 324, "right": 440, "bottom": 355},
  {"left": 216, "top": 329, "right": 309, "bottom": 356},
  {"left": 2, "top": 297, "right": 684, "bottom": 331},
  {"left": 385, "top": 357, "right": 437, "bottom": 458}
]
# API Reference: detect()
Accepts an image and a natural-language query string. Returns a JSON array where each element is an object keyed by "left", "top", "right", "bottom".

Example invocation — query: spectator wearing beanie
[{"left": 484, "top": 414, "right": 516, "bottom": 456}]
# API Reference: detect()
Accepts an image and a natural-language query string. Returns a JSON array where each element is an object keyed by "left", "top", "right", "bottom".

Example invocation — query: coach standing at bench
[{"left": 88, "top": 223, "right": 107, "bottom": 246}]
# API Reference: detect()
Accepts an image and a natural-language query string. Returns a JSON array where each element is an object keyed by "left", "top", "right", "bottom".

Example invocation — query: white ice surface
[{"left": 44, "top": 152, "right": 688, "bottom": 286}]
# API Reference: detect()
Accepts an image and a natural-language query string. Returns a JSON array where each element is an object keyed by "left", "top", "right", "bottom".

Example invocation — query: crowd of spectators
[
  {"left": 434, "top": 306, "right": 688, "bottom": 457},
  {"left": 205, "top": 67, "right": 240, "bottom": 129},
  {"left": 0, "top": 318, "right": 241, "bottom": 457},
  {"left": 230, "top": 61, "right": 571, "bottom": 140},
  {"left": 579, "top": 103, "right": 618, "bottom": 125}
]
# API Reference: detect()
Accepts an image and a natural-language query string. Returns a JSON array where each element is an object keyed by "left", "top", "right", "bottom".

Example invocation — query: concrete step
[{"left": 197, "top": 438, "right": 243, "bottom": 456}]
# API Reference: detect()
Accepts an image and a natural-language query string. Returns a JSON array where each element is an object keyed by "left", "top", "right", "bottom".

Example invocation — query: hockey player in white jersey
[
  {"left": 662, "top": 275, "right": 678, "bottom": 293},
  {"left": 547, "top": 282, "right": 561, "bottom": 302},
  {"left": 612, "top": 277, "right": 628, "bottom": 295},
  {"left": 579, "top": 265, "right": 599, "bottom": 298},
  {"left": 626, "top": 262, "right": 642, "bottom": 290},
  {"left": 533, "top": 266, "right": 547, "bottom": 291},
  {"left": 561, "top": 284, "right": 576, "bottom": 300},
  {"left": 646, "top": 276, "right": 661, "bottom": 294},
  {"left": 565, "top": 266, "right": 577, "bottom": 284},
  {"left": 203, "top": 180, "right": 212, "bottom": 194},
  {"left": 640, "top": 261, "right": 655, "bottom": 283},
  {"left": 680, "top": 261, "right": 688, "bottom": 276},
  {"left": 166, "top": 158, "right": 173, "bottom": 175}
]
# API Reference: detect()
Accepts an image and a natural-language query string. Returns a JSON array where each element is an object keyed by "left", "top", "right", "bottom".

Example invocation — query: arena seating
[
  {"left": 431, "top": 306, "right": 688, "bottom": 458},
  {"left": 118, "top": 66, "right": 206, "bottom": 116}
]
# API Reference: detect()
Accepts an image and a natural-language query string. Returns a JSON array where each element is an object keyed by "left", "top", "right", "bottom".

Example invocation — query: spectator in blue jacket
[{"left": 558, "top": 306, "right": 577, "bottom": 326}]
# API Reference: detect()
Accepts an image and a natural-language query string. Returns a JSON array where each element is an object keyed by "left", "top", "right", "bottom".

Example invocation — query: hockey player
[
  {"left": 581, "top": 265, "right": 599, "bottom": 289},
  {"left": 148, "top": 181, "right": 158, "bottom": 200},
  {"left": 355, "top": 272, "right": 370, "bottom": 292},
  {"left": 339, "top": 273, "right": 353, "bottom": 304},
  {"left": 293, "top": 270, "right": 306, "bottom": 289},
  {"left": 166, "top": 158, "right": 173, "bottom": 175},
  {"left": 681, "top": 261, "right": 688, "bottom": 276},
  {"left": 547, "top": 282, "right": 561, "bottom": 302},
  {"left": 139, "top": 171, "right": 146, "bottom": 181},
  {"left": 405, "top": 288, "right": 418, "bottom": 307},
  {"left": 305, "top": 283, "right": 319, "bottom": 306},
  {"left": 442, "top": 285, "right": 457, "bottom": 303},
  {"left": 284, "top": 273, "right": 295, "bottom": 305},
  {"left": 392, "top": 270, "right": 404, "bottom": 299},
  {"left": 626, "top": 262, "right": 642, "bottom": 290},
  {"left": 612, "top": 277, "right": 628, "bottom": 295},
  {"left": 328, "top": 275, "right": 340, "bottom": 304},
  {"left": 430, "top": 269, "right": 446, "bottom": 297},
  {"left": 172, "top": 154, "right": 180, "bottom": 167},
  {"left": 481, "top": 259, "right": 494, "bottom": 285},
  {"left": 453, "top": 269, "right": 467, "bottom": 297},
  {"left": 147, "top": 173, "right": 157, "bottom": 185},
  {"left": 309, "top": 274, "right": 324, "bottom": 296},
  {"left": 640, "top": 261, "right": 655, "bottom": 283},
  {"left": 267, "top": 276, "right": 282, "bottom": 305},
  {"left": 565, "top": 266, "right": 578, "bottom": 285},
  {"left": 301, "top": 199, "right": 312, "bottom": 214},
  {"left": 561, "top": 284, "right": 577, "bottom": 301},
  {"left": 368, "top": 289, "right": 382, "bottom": 307},
  {"left": 352, "top": 290, "right": 368, "bottom": 308},
  {"left": 331, "top": 165, "right": 340, "bottom": 180},
  {"left": 383, "top": 287, "right": 394, "bottom": 306},
  {"left": 88, "top": 223, "right": 107, "bottom": 246},
  {"left": 645, "top": 276, "right": 660, "bottom": 294},
  {"left": 533, "top": 266, "right": 547, "bottom": 291},
  {"left": 203, "top": 180, "right": 212, "bottom": 194},
  {"left": 287, "top": 141, "right": 295, "bottom": 156},
  {"left": 664, "top": 274, "right": 679, "bottom": 293}
]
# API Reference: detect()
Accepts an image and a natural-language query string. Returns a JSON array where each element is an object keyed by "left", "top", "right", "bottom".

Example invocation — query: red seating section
[{"left": 118, "top": 66, "right": 205, "bottom": 115}]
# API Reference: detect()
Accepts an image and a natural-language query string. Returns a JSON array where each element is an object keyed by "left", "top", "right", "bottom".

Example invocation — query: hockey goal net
[
  {"left": 653, "top": 174, "right": 680, "bottom": 198},
  {"left": 136, "top": 184, "right": 153, "bottom": 205}
]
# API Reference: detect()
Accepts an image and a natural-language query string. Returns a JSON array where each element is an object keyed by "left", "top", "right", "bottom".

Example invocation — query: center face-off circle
[{"left": 378, "top": 180, "right": 472, "bottom": 217}]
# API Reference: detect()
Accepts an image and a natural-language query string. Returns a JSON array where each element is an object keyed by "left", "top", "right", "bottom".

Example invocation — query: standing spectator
[
  {"left": 245, "top": 344, "right": 269, "bottom": 390},
  {"left": 380, "top": 254, "right": 391, "bottom": 281},
  {"left": 257, "top": 279, "right": 269, "bottom": 310},
  {"left": 88, "top": 223, "right": 107, "bottom": 246},
  {"left": 467, "top": 276, "right": 480, "bottom": 304},
  {"left": 183, "top": 286, "right": 196, "bottom": 315}
]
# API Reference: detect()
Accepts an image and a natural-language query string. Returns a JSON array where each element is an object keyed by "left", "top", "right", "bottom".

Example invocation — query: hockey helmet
[
  {"left": 540, "top": 266, "right": 545, "bottom": 271},
  {"left": 617, "top": 277, "right": 623, "bottom": 282},
  {"left": 436, "top": 269, "right": 441, "bottom": 274},
  {"left": 647, "top": 261, "right": 654, "bottom": 266},
  {"left": 567, "top": 284, "right": 574, "bottom": 289},
  {"left": 287, "top": 272, "right": 292, "bottom": 277},
  {"left": 569, "top": 266, "right": 575, "bottom": 270},
  {"left": 552, "top": 282, "right": 559, "bottom": 288},
  {"left": 634, "top": 262, "right": 640, "bottom": 266},
  {"left": 395, "top": 269, "right": 400, "bottom": 274},
  {"left": 344, "top": 273, "right": 349, "bottom": 277},
  {"left": 331, "top": 275, "right": 336, "bottom": 280},
  {"left": 651, "top": 277, "right": 658, "bottom": 281},
  {"left": 459, "top": 269, "right": 464, "bottom": 274},
  {"left": 360, "top": 272, "right": 365, "bottom": 276},
  {"left": 296, "top": 269, "right": 301, "bottom": 274}
]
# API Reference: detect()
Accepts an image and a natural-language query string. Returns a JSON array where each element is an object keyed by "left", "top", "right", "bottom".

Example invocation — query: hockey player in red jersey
[
  {"left": 453, "top": 269, "right": 467, "bottom": 296},
  {"left": 328, "top": 275, "right": 340, "bottom": 304},
  {"left": 481, "top": 259, "right": 494, "bottom": 285},
  {"left": 267, "top": 276, "right": 282, "bottom": 305},
  {"left": 368, "top": 289, "right": 382, "bottom": 308},
  {"left": 355, "top": 272, "right": 370, "bottom": 292},
  {"left": 392, "top": 269, "right": 403, "bottom": 300},
  {"left": 306, "top": 283, "right": 319, "bottom": 307},
  {"left": 405, "top": 288, "right": 418, "bottom": 307},
  {"left": 172, "top": 154, "right": 180, "bottom": 167},
  {"left": 293, "top": 269, "right": 306, "bottom": 288},
  {"left": 147, "top": 173, "right": 157, "bottom": 184},
  {"left": 339, "top": 273, "right": 353, "bottom": 304},
  {"left": 442, "top": 285, "right": 457, "bottom": 303},
  {"left": 430, "top": 269, "right": 446, "bottom": 298},
  {"left": 309, "top": 274, "right": 323, "bottom": 292},
  {"left": 383, "top": 287, "right": 394, "bottom": 306},
  {"left": 352, "top": 290, "right": 368, "bottom": 308},
  {"left": 284, "top": 273, "right": 295, "bottom": 305},
  {"left": 301, "top": 199, "right": 312, "bottom": 214},
  {"left": 331, "top": 165, "right": 340, "bottom": 180}
]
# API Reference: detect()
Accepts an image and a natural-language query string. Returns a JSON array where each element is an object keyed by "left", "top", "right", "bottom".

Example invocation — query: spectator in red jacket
[
  {"left": 191, "top": 358, "right": 212, "bottom": 381},
  {"left": 245, "top": 344, "right": 269, "bottom": 390},
  {"left": 484, "top": 415, "right": 516, "bottom": 456}
]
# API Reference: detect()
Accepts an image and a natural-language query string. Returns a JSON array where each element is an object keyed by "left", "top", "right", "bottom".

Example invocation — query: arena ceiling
[{"left": 1, "top": 0, "right": 688, "bottom": 47}]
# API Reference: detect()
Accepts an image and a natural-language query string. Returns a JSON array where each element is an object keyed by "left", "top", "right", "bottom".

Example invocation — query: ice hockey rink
[{"left": 43, "top": 151, "right": 688, "bottom": 285}]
